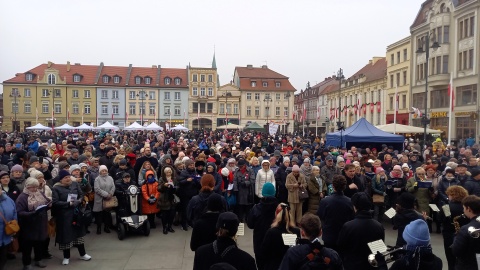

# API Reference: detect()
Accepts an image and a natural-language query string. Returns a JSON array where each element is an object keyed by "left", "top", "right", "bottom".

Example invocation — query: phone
[
  {"left": 80, "top": 172, "right": 84, "bottom": 178},
  {"left": 39, "top": 157, "right": 43, "bottom": 164}
]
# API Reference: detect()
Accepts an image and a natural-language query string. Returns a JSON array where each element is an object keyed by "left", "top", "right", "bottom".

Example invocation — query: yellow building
[
  {"left": 385, "top": 37, "right": 411, "bottom": 126},
  {"left": 327, "top": 57, "right": 387, "bottom": 128},
  {"left": 217, "top": 83, "right": 241, "bottom": 127}
]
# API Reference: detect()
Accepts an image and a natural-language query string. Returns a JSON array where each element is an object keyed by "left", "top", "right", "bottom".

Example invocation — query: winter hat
[
  {"left": 445, "top": 168, "right": 456, "bottom": 175},
  {"left": 274, "top": 150, "right": 281, "bottom": 157},
  {"left": 184, "top": 159, "right": 194, "bottom": 167},
  {"left": 221, "top": 168, "right": 230, "bottom": 177},
  {"left": 11, "top": 164, "right": 23, "bottom": 172},
  {"left": 145, "top": 170, "right": 154, "bottom": 179},
  {"left": 397, "top": 192, "right": 416, "bottom": 209},
  {"left": 99, "top": 165, "right": 108, "bottom": 172},
  {"left": 352, "top": 161, "right": 360, "bottom": 167},
  {"left": 227, "top": 158, "right": 236, "bottom": 164},
  {"left": 261, "top": 160, "right": 270, "bottom": 166},
  {"left": 69, "top": 164, "right": 80, "bottom": 173},
  {"left": 0, "top": 171, "right": 8, "bottom": 178},
  {"left": 119, "top": 159, "right": 127, "bottom": 166},
  {"left": 182, "top": 156, "right": 190, "bottom": 162},
  {"left": 375, "top": 167, "right": 385, "bottom": 174},
  {"left": 216, "top": 212, "right": 240, "bottom": 237},
  {"left": 200, "top": 174, "right": 215, "bottom": 191},
  {"left": 58, "top": 170, "right": 71, "bottom": 180},
  {"left": 393, "top": 165, "right": 402, "bottom": 171},
  {"left": 29, "top": 156, "right": 39, "bottom": 164},
  {"left": 283, "top": 157, "right": 290, "bottom": 163},
  {"left": 336, "top": 157, "right": 345, "bottom": 163},
  {"left": 195, "top": 160, "right": 206, "bottom": 167},
  {"left": 24, "top": 177, "right": 39, "bottom": 188},
  {"left": 302, "top": 151, "right": 309, "bottom": 156},
  {"left": 207, "top": 193, "right": 224, "bottom": 212},
  {"left": 291, "top": 157, "right": 299, "bottom": 164},
  {"left": 303, "top": 158, "right": 311, "bottom": 163},
  {"left": 403, "top": 219, "right": 430, "bottom": 247},
  {"left": 58, "top": 162, "right": 70, "bottom": 171},
  {"left": 262, "top": 182, "right": 276, "bottom": 197},
  {"left": 292, "top": 165, "right": 300, "bottom": 172},
  {"left": 351, "top": 192, "right": 372, "bottom": 211},
  {"left": 237, "top": 159, "right": 246, "bottom": 167},
  {"left": 401, "top": 163, "right": 409, "bottom": 169},
  {"left": 79, "top": 163, "right": 88, "bottom": 169}
]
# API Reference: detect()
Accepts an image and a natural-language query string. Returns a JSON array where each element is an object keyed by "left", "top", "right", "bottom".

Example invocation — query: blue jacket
[
  {"left": 0, "top": 193, "right": 17, "bottom": 246},
  {"left": 28, "top": 140, "right": 39, "bottom": 153}
]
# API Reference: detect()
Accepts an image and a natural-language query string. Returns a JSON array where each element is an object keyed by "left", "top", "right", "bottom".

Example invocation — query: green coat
[
  {"left": 307, "top": 174, "right": 326, "bottom": 214},
  {"left": 406, "top": 176, "right": 432, "bottom": 213}
]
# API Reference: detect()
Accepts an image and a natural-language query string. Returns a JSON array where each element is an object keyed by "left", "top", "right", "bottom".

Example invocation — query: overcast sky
[{"left": 0, "top": 0, "right": 421, "bottom": 93}]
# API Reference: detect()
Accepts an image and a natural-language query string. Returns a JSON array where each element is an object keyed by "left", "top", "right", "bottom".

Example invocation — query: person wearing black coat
[
  {"left": 317, "top": 175, "right": 354, "bottom": 250},
  {"left": 392, "top": 192, "right": 423, "bottom": 247},
  {"left": 111, "top": 159, "right": 136, "bottom": 182},
  {"left": 451, "top": 195, "right": 480, "bottom": 270},
  {"left": 437, "top": 169, "right": 460, "bottom": 206},
  {"left": 133, "top": 148, "right": 159, "bottom": 177},
  {"left": 342, "top": 164, "right": 364, "bottom": 198},
  {"left": 114, "top": 174, "right": 137, "bottom": 219},
  {"left": 274, "top": 159, "right": 290, "bottom": 203},
  {"left": 246, "top": 184, "right": 278, "bottom": 270},
  {"left": 337, "top": 192, "right": 385, "bottom": 270},
  {"left": 177, "top": 159, "right": 201, "bottom": 230},
  {"left": 190, "top": 193, "right": 224, "bottom": 251},
  {"left": 464, "top": 169, "right": 480, "bottom": 197},
  {"left": 206, "top": 163, "right": 222, "bottom": 194}
]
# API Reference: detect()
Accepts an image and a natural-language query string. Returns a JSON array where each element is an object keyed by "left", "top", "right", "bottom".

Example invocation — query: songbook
[
  {"left": 67, "top": 194, "right": 78, "bottom": 202},
  {"left": 442, "top": 205, "right": 451, "bottom": 217},
  {"left": 35, "top": 205, "right": 48, "bottom": 211},
  {"left": 368, "top": 240, "right": 387, "bottom": 255},
  {"left": 282, "top": 234, "right": 297, "bottom": 246},
  {"left": 236, "top": 223, "right": 244, "bottom": 236},
  {"left": 417, "top": 181, "right": 433, "bottom": 188},
  {"left": 384, "top": 208, "right": 397, "bottom": 219},
  {"left": 429, "top": 204, "right": 440, "bottom": 212}
]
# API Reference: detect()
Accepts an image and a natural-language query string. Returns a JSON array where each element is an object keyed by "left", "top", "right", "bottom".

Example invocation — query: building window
[
  {"left": 284, "top": 93, "right": 289, "bottom": 99},
  {"left": 469, "top": 49, "right": 474, "bottom": 69},
  {"left": 430, "top": 89, "right": 448, "bottom": 108},
  {"left": 73, "top": 104, "right": 79, "bottom": 114},
  {"left": 73, "top": 75, "right": 80, "bottom": 83},
  {"left": 164, "top": 77, "right": 171, "bottom": 85},
  {"left": 139, "top": 104, "right": 145, "bottom": 115},
  {"left": 148, "top": 91, "right": 154, "bottom": 100},
  {"left": 26, "top": 73, "right": 33, "bottom": 81},
  {"left": 145, "top": 77, "right": 151, "bottom": 85},
  {"left": 192, "top": 87, "right": 198, "bottom": 96},
  {"left": 42, "top": 104, "right": 49, "bottom": 113},
  {"left": 226, "top": 104, "right": 231, "bottom": 114},
  {"left": 54, "top": 104, "right": 61, "bottom": 114},
  {"left": 275, "top": 107, "right": 280, "bottom": 116},
  {"left": 457, "top": 117, "right": 476, "bottom": 140},
  {"left": 389, "top": 96, "right": 394, "bottom": 110},
  {"left": 220, "top": 104, "right": 225, "bottom": 114},
  {"left": 174, "top": 92, "right": 180, "bottom": 100},
  {"left": 459, "top": 16, "right": 475, "bottom": 39},
  {"left": 200, "top": 88, "right": 206, "bottom": 96},
  {"left": 112, "top": 104, "right": 119, "bottom": 114},
  {"left": 101, "top": 105, "right": 108, "bottom": 114},
  {"left": 129, "top": 91, "right": 136, "bottom": 99},
  {"left": 114, "top": 76, "right": 120, "bottom": 84},
  {"left": 54, "top": 89, "right": 61, "bottom": 98},
  {"left": 396, "top": 73, "right": 400, "bottom": 86},
  {"left": 102, "top": 75, "right": 109, "bottom": 83},
  {"left": 255, "top": 106, "right": 260, "bottom": 116},
  {"left": 164, "top": 106, "right": 170, "bottom": 115},
  {"left": 200, "top": 75, "right": 205, "bottom": 82},
  {"left": 403, "top": 49, "right": 407, "bottom": 61},
  {"left": 24, "top": 103, "right": 30, "bottom": 113},
  {"left": 84, "top": 104, "right": 90, "bottom": 114},
  {"left": 264, "top": 107, "right": 269, "bottom": 117},
  {"left": 397, "top": 51, "right": 400, "bottom": 64},
  {"left": 174, "top": 78, "right": 181, "bottom": 85},
  {"left": 193, "top": 74, "right": 197, "bottom": 82},
  {"left": 208, "top": 74, "right": 213, "bottom": 82},
  {"left": 48, "top": 74, "right": 56, "bottom": 85},
  {"left": 457, "top": 84, "right": 477, "bottom": 106},
  {"left": 443, "top": 55, "right": 449, "bottom": 73},
  {"left": 246, "top": 106, "right": 251, "bottom": 116},
  {"left": 246, "top": 93, "right": 252, "bottom": 100},
  {"left": 234, "top": 104, "right": 239, "bottom": 114},
  {"left": 402, "top": 94, "right": 406, "bottom": 109},
  {"left": 390, "top": 75, "right": 394, "bottom": 88},
  {"left": 254, "top": 93, "right": 260, "bottom": 100},
  {"left": 24, "top": 88, "right": 31, "bottom": 97},
  {"left": 129, "top": 104, "right": 136, "bottom": 115},
  {"left": 276, "top": 82, "right": 281, "bottom": 88},
  {"left": 208, "top": 88, "right": 213, "bottom": 96},
  {"left": 390, "top": 54, "right": 394, "bottom": 65},
  {"left": 164, "top": 92, "right": 170, "bottom": 100},
  {"left": 101, "top": 90, "right": 108, "bottom": 99},
  {"left": 412, "top": 93, "right": 425, "bottom": 110},
  {"left": 149, "top": 104, "right": 155, "bottom": 115},
  {"left": 72, "top": 90, "right": 78, "bottom": 98},
  {"left": 251, "top": 81, "right": 256, "bottom": 87},
  {"left": 112, "top": 90, "right": 119, "bottom": 99},
  {"left": 193, "top": 103, "right": 198, "bottom": 113},
  {"left": 276, "top": 93, "right": 281, "bottom": 100},
  {"left": 207, "top": 103, "right": 213, "bottom": 113},
  {"left": 284, "top": 107, "right": 288, "bottom": 117},
  {"left": 403, "top": 71, "right": 407, "bottom": 85},
  {"left": 174, "top": 106, "right": 180, "bottom": 116},
  {"left": 263, "top": 82, "right": 268, "bottom": 87},
  {"left": 435, "top": 56, "right": 441, "bottom": 74},
  {"left": 84, "top": 90, "right": 90, "bottom": 98}
]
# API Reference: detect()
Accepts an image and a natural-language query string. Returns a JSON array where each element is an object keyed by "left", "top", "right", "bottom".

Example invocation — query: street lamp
[
  {"left": 416, "top": 32, "right": 440, "bottom": 150},
  {"left": 264, "top": 94, "right": 272, "bottom": 124},
  {"left": 306, "top": 121, "right": 310, "bottom": 136},
  {"left": 10, "top": 89, "right": 20, "bottom": 132},
  {"left": 137, "top": 90, "right": 148, "bottom": 125},
  {"left": 325, "top": 117, "right": 330, "bottom": 133},
  {"left": 286, "top": 92, "right": 291, "bottom": 133},
  {"left": 336, "top": 68, "right": 345, "bottom": 147}
]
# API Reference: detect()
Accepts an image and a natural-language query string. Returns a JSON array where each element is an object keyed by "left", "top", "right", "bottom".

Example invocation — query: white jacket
[{"left": 255, "top": 169, "right": 275, "bottom": 198}]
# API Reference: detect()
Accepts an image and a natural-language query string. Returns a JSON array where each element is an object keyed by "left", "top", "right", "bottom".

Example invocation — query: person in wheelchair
[{"left": 114, "top": 173, "right": 137, "bottom": 220}]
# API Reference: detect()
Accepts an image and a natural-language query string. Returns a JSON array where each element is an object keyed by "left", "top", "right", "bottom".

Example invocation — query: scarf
[
  {"left": 403, "top": 245, "right": 433, "bottom": 269},
  {"left": 23, "top": 186, "right": 49, "bottom": 211},
  {"left": 300, "top": 164, "right": 312, "bottom": 177}
]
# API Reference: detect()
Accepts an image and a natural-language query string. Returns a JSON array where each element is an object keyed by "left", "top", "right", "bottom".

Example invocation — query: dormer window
[
  {"left": 102, "top": 75, "right": 110, "bottom": 83},
  {"left": 135, "top": 76, "right": 142, "bottom": 84},
  {"left": 165, "top": 77, "right": 171, "bottom": 85},
  {"left": 145, "top": 77, "right": 151, "bottom": 85},
  {"left": 25, "top": 73, "right": 33, "bottom": 81},
  {"left": 47, "top": 74, "right": 56, "bottom": 85},
  {"left": 263, "top": 82, "right": 268, "bottom": 87},
  {"left": 251, "top": 81, "right": 256, "bottom": 87},
  {"left": 174, "top": 78, "right": 181, "bottom": 85},
  {"left": 73, "top": 74, "right": 81, "bottom": 83},
  {"left": 275, "top": 82, "right": 281, "bottom": 88},
  {"left": 113, "top": 75, "right": 121, "bottom": 84}
]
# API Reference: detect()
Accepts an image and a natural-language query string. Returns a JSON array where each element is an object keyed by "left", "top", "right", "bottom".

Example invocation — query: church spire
[{"left": 212, "top": 46, "right": 217, "bottom": 69}]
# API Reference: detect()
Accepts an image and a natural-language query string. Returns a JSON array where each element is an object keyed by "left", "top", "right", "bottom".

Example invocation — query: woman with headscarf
[
  {"left": 16, "top": 177, "right": 51, "bottom": 269},
  {"left": 300, "top": 157, "right": 312, "bottom": 179},
  {"left": 52, "top": 170, "right": 91, "bottom": 266},
  {"left": 93, "top": 165, "right": 115, "bottom": 234},
  {"left": 53, "top": 144, "right": 65, "bottom": 157}
]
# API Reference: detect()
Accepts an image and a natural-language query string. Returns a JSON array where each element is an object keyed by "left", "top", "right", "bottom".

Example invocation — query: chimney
[
  {"left": 261, "top": 65, "right": 268, "bottom": 69},
  {"left": 66, "top": 61, "right": 71, "bottom": 72},
  {"left": 47, "top": 61, "right": 52, "bottom": 68},
  {"left": 152, "top": 65, "right": 157, "bottom": 68},
  {"left": 74, "top": 63, "right": 81, "bottom": 65},
  {"left": 247, "top": 64, "right": 253, "bottom": 69},
  {"left": 15, "top": 73, "right": 22, "bottom": 77}
]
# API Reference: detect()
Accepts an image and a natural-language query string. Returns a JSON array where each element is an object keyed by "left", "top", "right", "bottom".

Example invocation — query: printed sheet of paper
[
  {"left": 384, "top": 208, "right": 396, "bottom": 219},
  {"left": 35, "top": 205, "right": 47, "bottom": 211},
  {"left": 442, "top": 205, "right": 451, "bottom": 217},
  {"left": 227, "top": 183, "right": 234, "bottom": 191},
  {"left": 368, "top": 240, "right": 387, "bottom": 255},
  {"left": 429, "top": 204, "right": 440, "bottom": 212},
  {"left": 476, "top": 254, "right": 480, "bottom": 270},
  {"left": 67, "top": 194, "right": 78, "bottom": 202},
  {"left": 236, "top": 223, "right": 244, "bottom": 236},
  {"left": 282, "top": 234, "right": 297, "bottom": 246}
]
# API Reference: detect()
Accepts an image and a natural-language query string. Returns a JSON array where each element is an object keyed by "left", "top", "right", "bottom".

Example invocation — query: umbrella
[
  {"left": 170, "top": 124, "right": 189, "bottom": 131},
  {"left": 217, "top": 123, "right": 242, "bottom": 130},
  {"left": 244, "top": 122, "right": 265, "bottom": 131},
  {"left": 94, "top": 121, "right": 120, "bottom": 131},
  {"left": 26, "top": 123, "right": 51, "bottom": 130},
  {"left": 146, "top": 122, "right": 164, "bottom": 131},
  {"left": 124, "top": 122, "right": 145, "bottom": 131},
  {"left": 55, "top": 123, "right": 75, "bottom": 130}
]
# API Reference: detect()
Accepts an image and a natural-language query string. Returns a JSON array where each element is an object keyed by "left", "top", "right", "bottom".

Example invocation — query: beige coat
[{"left": 286, "top": 172, "right": 307, "bottom": 204}]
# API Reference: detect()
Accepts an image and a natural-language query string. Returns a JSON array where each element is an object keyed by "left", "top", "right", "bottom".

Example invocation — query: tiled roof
[
  {"left": 346, "top": 57, "right": 387, "bottom": 84},
  {"left": 411, "top": 0, "right": 434, "bottom": 29},
  {"left": 235, "top": 66, "right": 288, "bottom": 79},
  {"left": 235, "top": 66, "right": 296, "bottom": 91},
  {"left": 97, "top": 65, "right": 128, "bottom": 86},
  {"left": 127, "top": 67, "right": 158, "bottom": 86},
  {"left": 323, "top": 83, "right": 340, "bottom": 95},
  {"left": 3, "top": 63, "right": 99, "bottom": 85},
  {"left": 159, "top": 68, "right": 188, "bottom": 88}
]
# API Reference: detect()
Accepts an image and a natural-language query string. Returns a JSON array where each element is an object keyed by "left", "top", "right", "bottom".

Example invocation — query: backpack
[{"left": 298, "top": 242, "right": 340, "bottom": 270}]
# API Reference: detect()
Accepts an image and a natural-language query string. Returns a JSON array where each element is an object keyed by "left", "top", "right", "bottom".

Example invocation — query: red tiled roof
[
  {"left": 3, "top": 63, "right": 99, "bottom": 85},
  {"left": 235, "top": 66, "right": 288, "bottom": 79},
  {"left": 346, "top": 57, "right": 387, "bottom": 84},
  {"left": 323, "top": 84, "right": 340, "bottom": 95},
  {"left": 97, "top": 65, "right": 129, "bottom": 86},
  {"left": 411, "top": 0, "right": 434, "bottom": 29},
  {"left": 235, "top": 66, "right": 296, "bottom": 91},
  {"left": 127, "top": 67, "right": 158, "bottom": 86},
  {"left": 159, "top": 68, "right": 188, "bottom": 88}
]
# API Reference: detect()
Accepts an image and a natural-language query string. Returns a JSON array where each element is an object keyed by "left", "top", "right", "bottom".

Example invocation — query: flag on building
[
  {"left": 316, "top": 105, "right": 320, "bottom": 119},
  {"left": 448, "top": 73, "right": 454, "bottom": 111}
]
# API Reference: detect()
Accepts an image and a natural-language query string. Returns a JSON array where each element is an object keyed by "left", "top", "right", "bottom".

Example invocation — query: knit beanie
[
  {"left": 393, "top": 165, "right": 402, "bottom": 171},
  {"left": 69, "top": 164, "right": 80, "bottom": 173},
  {"left": 184, "top": 159, "right": 194, "bottom": 167},
  {"left": 403, "top": 219, "right": 430, "bottom": 247},
  {"left": 336, "top": 157, "right": 344, "bottom": 163},
  {"left": 262, "top": 182, "right": 276, "bottom": 197},
  {"left": 283, "top": 157, "right": 290, "bottom": 163},
  {"left": 375, "top": 167, "right": 385, "bottom": 174},
  {"left": 99, "top": 165, "right": 108, "bottom": 172},
  {"left": 11, "top": 164, "right": 23, "bottom": 172},
  {"left": 396, "top": 192, "right": 416, "bottom": 209},
  {"left": 58, "top": 170, "right": 71, "bottom": 180},
  {"left": 292, "top": 165, "right": 300, "bottom": 172}
]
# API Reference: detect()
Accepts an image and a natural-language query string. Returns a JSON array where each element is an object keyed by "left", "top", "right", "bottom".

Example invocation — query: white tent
[
  {"left": 55, "top": 123, "right": 75, "bottom": 130},
  {"left": 75, "top": 123, "right": 94, "bottom": 130},
  {"left": 26, "top": 123, "right": 51, "bottom": 130},
  {"left": 170, "top": 124, "right": 189, "bottom": 131},
  {"left": 124, "top": 122, "right": 145, "bottom": 131},
  {"left": 146, "top": 122, "right": 164, "bottom": 131},
  {"left": 94, "top": 121, "right": 120, "bottom": 131},
  {"left": 217, "top": 123, "right": 242, "bottom": 130},
  {"left": 375, "top": 123, "right": 442, "bottom": 134}
]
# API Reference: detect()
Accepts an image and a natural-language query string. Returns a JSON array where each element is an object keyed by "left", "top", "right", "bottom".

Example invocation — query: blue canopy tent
[{"left": 326, "top": 118, "right": 404, "bottom": 149}]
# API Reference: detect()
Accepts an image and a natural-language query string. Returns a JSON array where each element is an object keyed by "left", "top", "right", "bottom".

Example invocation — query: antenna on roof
[{"left": 263, "top": 60, "right": 268, "bottom": 66}]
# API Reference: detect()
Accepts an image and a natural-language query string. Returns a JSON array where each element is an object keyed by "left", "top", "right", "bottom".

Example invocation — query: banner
[{"left": 269, "top": 123, "right": 279, "bottom": 136}]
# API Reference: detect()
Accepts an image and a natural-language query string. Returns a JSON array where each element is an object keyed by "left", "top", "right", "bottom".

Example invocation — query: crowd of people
[{"left": 0, "top": 129, "right": 479, "bottom": 269}]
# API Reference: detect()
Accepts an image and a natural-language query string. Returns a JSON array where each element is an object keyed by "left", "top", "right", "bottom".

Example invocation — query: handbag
[
  {"left": 47, "top": 218, "right": 56, "bottom": 238},
  {"left": 80, "top": 205, "right": 93, "bottom": 226},
  {"left": 7, "top": 237, "right": 19, "bottom": 253},
  {"left": 298, "top": 187, "right": 309, "bottom": 200},
  {"left": 102, "top": 196, "right": 118, "bottom": 209},
  {"left": 0, "top": 210, "right": 20, "bottom": 235},
  {"left": 372, "top": 194, "right": 384, "bottom": 204}
]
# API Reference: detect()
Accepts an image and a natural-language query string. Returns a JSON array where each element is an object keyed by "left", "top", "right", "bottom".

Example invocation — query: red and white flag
[
  {"left": 67, "top": 108, "right": 70, "bottom": 121},
  {"left": 448, "top": 73, "right": 454, "bottom": 111},
  {"left": 316, "top": 106, "right": 320, "bottom": 119},
  {"left": 302, "top": 103, "right": 306, "bottom": 121}
]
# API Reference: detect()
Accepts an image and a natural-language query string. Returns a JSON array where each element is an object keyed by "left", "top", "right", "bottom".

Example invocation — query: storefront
[
  {"left": 385, "top": 113, "right": 410, "bottom": 125},
  {"left": 430, "top": 111, "right": 448, "bottom": 138},
  {"left": 455, "top": 112, "right": 477, "bottom": 140}
]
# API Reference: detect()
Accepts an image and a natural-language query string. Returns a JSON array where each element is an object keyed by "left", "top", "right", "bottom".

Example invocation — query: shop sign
[
  {"left": 455, "top": 112, "right": 472, "bottom": 116},
  {"left": 430, "top": 111, "right": 447, "bottom": 118}
]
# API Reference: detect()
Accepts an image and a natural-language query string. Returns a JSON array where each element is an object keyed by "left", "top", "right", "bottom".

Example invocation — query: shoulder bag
[{"left": 0, "top": 209, "right": 20, "bottom": 235}]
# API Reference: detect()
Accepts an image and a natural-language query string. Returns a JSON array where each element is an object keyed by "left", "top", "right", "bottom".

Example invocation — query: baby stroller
[{"left": 116, "top": 185, "right": 150, "bottom": 240}]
